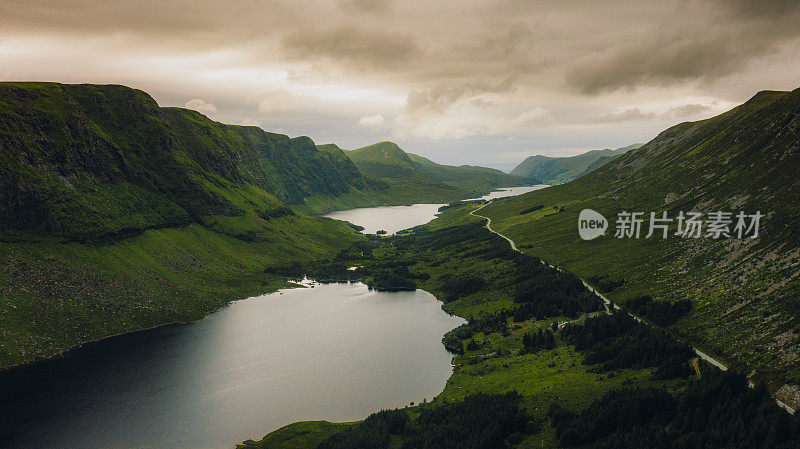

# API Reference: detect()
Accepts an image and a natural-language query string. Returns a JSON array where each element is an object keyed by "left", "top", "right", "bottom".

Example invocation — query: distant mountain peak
[{"left": 510, "top": 144, "right": 642, "bottom": 184}]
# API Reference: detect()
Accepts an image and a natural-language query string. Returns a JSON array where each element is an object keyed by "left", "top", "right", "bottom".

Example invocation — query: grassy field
[{"left": 0, "top": 214, "right": 362, "bottom": 368}]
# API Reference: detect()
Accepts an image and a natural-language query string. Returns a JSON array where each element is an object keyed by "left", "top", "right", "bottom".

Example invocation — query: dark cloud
[
  {"left": 2, "top": 0, "right": 800, "bottom": 161},
  {"left": 567, "top": 34, "right": 758, "bottom": 94},
  {"left": 727, "top": 0, "right": 800, "bottom": 19},
  {"left": 565, "top": 2, "right": 800, "bottom": 94},
  {"left": 0, "top": 0, "right": 297, "bottom": 50}
]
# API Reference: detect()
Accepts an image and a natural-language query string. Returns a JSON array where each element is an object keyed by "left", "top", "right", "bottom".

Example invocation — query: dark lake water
[
  {"left": 322, "top": 185, "right": 547, "bottom": 234},
  {"left": 0, "top": 282, "right": 464, "bottom": 449}
]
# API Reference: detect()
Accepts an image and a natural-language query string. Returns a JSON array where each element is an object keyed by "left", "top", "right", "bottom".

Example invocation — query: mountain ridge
[
  {"left": 346, "top": 140, "right": 535, "bottom": 192},
  {"left": 511, "top": 143, "right": 641, "bottom": 184},
  {"left": 481, "top": 86, "right": 800, "bottom": 406}
]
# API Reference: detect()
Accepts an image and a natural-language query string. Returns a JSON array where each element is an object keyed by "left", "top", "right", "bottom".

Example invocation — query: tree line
[
  {"left": 521, "top": 326, "right": 556, "bottom": 353},
  {"left": 317, "top": 392, "right": 533, "bottom": 449},
  {"left": 549, "top": 370, "right": 800, "bottom": 448},
  {"left": 626, "top": 295, "right": 692, "bottom": 326},
  {"left": 587, "top": 274, "right": 625, "bottom": 293}
]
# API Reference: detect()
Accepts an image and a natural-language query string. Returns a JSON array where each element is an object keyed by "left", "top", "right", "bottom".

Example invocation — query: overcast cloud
[{"left": 1, "top": 0, "right": 799, "bottom": 169}]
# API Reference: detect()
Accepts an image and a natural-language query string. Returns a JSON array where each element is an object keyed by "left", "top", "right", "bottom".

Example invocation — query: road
[{"left": 469, "top": 202, "right": 796, "bottom": 415}]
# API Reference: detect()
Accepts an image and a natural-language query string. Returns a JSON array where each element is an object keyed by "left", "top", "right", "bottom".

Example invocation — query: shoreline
[
  {"left": 313, "top": 183, "right": 543, "bottom": 216},
  {"left": 0, "top": 278, "right": 307, "bottom": 375}
]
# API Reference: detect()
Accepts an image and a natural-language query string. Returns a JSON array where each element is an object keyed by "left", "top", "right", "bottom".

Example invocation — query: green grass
[
  {"left": 480, "top": 87, "right": 800, "bottom": 406},
  {"left": 0, "top": 214, "right": 362, "bottom": 367},
  {"left": 238, "top": 421, "right": 355, "bottom": 449}
]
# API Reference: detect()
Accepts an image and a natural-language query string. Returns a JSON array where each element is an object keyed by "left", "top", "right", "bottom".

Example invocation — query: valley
[
  {"left": 0, "top": 82, "right": 532, "bottom": 369},
  {"left": 477, "top": 89, "right": 800, "bottom": 407},
  {"left": 1, "top": 82, "right": 799, "bottom": 449},
  {"left": 4, "top": 3, "right": 800, "bottom": 448}
]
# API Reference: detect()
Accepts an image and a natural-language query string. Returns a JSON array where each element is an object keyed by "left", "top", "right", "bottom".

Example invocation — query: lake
[
  {"left": 323, "top": 185, "right": 548, "bottom": 234},
  {"left": 467, "top": 185, "right": 548, "bottom": 201},
  {"left": 0, "top": 283, "right": 464, "bottom": 449}
]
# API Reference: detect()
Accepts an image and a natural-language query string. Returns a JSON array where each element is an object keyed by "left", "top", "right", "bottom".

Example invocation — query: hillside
[
  {"left": 0, "top": 82, "right": 379, "bottom": 241},
  {"left": 480, "top": 88, "right": 800, "bottom": 407},
  {"left": 346, "top": 141, "right": 418, "bottom": 179},
  {"left": 511, "top": 144, "right": 641, "bottom": 184},
  {"left": 0, "top": 82, "right": 366, "bottom": 368},
  {"left": 345, "top": 141, "right": 533, "bottom": 199},
  {"left": 0, "top": 83, "right": 538, "bottom": 368}
]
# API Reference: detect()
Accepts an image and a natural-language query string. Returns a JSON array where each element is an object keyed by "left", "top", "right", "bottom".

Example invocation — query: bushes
[
  {"left": 317, "top": 409, "right": 409, "bottom": 449},
  {"left": 512, "top": 270, "right": 602, "bottom": 320},
  {"left": 625, "top": 295, "right": 692, "bottom": 326},
  {"left": 521, "top": 328, "right": 556, "bottom": 353},
  {"left": 317, "top": 393, "right": 532, "bottom": 449},
  {"left": 442, "top": 334, "right": 463, "bottom": 354},
  {"left": 561, "top": 312, "right": 695, "bottom": 378},
  {"left": 443, "top": 311, "right": 511, "bottom": 344},
  {"left": 519, "top": 204, "right": 544, "bottom": 214},
  {"left": 366, "top": 269, "right": 416, "bottom": 291},
  {"left": 511, "top": 254, "right": 603, "bottom": 320},
  {"left": 587, "top": 274, "right": 625, "bottom": 293},
  {"left": 401, "top": 392, "right": 531, "bottom": 449},
  {"left": 549, "top": 388, "right": 675, "bottom": 446}
]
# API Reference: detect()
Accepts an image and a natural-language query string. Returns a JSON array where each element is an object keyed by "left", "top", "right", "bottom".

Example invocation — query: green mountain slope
[
  {"left": 0, "top": 82, "right": 374, "bottom": 241},
  {"left": 577, "top": 154, "right": 616, "bottom": 177},
  {"left": 511, "top": 144, "right": 641, "bottom": 184},
  {"left": 481, "top": 88, "right": 800, "bottom": 407},
  {"left": 346, "top": 141, "right": 418, "bottom": 178},
  {"left": 345, "top": 141, "right": 533, "bottom": 199},
  {"left": 0, "top": 82, "right": 365, "bottom": 367}
]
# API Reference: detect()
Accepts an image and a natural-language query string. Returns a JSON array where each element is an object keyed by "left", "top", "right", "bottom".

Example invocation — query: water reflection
[{"left": 0, "top": 283, "right": 464, "bottom": 449}]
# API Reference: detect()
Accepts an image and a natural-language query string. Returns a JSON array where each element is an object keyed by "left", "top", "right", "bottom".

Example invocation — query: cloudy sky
[{"left": 2, "top": 0, "right": 799, "bottom": 169}]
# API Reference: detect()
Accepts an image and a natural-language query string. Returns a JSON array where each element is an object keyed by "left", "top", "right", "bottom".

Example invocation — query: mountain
[
  {"left": 0, "top": 82, "right": 370, "bottom": 367},
  {"left": 510, "top": 144, "right": 641, "bottom": 184},
  {"left": 480, "top": 88, "right": 800, "bottom": 407},
  {"left": 577, "top": 154, "right": 616, "bottom": 177},
  {"left": 0, "top": 82, "right": 536, "bottom": 368},
  {"left": 346, "top": 141, "right": 533, "bottom": 197},
  {"left": 0, "top": 82, "right": 376, "bottom": 241},
  {"left": 346, "top": 141, "right": 418, "bottom": 178}
]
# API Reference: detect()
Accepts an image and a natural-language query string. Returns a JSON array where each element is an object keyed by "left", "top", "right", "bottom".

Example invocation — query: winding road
[{"left": 469, "top": 202, "right": 796, "bottom": 415}]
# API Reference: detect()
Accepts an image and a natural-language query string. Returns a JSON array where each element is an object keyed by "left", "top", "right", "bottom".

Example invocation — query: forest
[
  {"left": 562, "top": 312, "right": 696, "bottom": 378},
  {"left": 550, "top": 371, "right": 800, "bottom": 448},
  {"left": 625, "top": 295, "right": 693, "bottom": 326}
]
